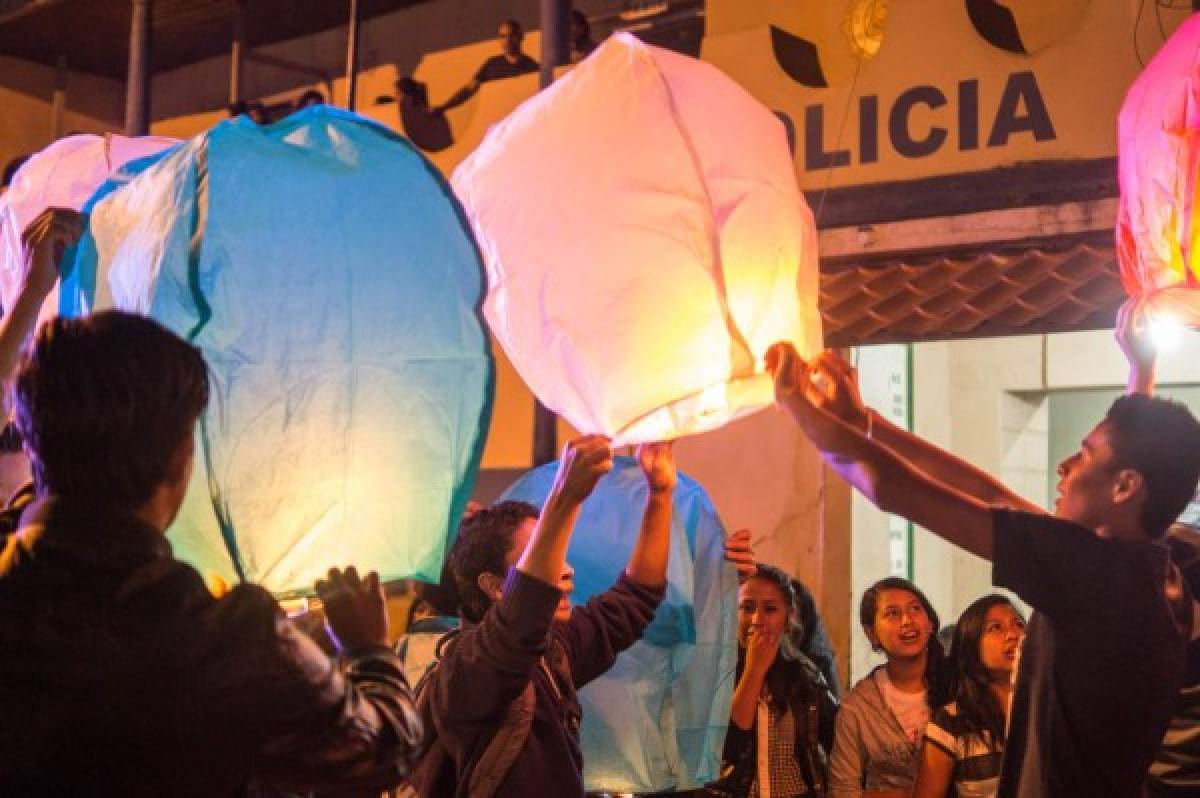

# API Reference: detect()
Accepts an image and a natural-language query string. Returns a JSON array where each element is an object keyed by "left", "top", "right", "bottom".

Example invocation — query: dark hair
[
  {"left": 744, "top": 564, "right": 804, "bottom": 657},
  {"left": 417, "top": 559, "right": 461, "bottom": 617},
  {"left": 14, "top": 311, "right": 209, "bottom": 511},
  {"left": 947, "top": 594, "right": 1024, "bottom": 747},
  {"left": 2, "top": 154, "right": 30, "bottom": 189},
  {"left": 859, "top": 576, "right": 949, "bottom": 708},
  {"left": 448, "top": 500, "right": 539, "bottom": 622},
  {"left": 1104, "top": 394, "right": 1200, "bottom": 538},
  {"left": 739, "top": 564, "right": 823, "bottom": 712},
  {"left": 500, "top": 18, "right": 523, "bottom": 34},
  {"left": 296, "top": 89, "right": 325, "bottom": 108}
]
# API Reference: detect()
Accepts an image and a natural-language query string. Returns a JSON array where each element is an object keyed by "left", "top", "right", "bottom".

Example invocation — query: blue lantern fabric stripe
[{"left": 501, "top": 456, "right": 736, "bottom": 793}]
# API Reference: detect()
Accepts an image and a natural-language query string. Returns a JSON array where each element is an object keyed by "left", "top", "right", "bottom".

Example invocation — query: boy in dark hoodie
[{"left": 427, "top": 436, "right": 674, "bottom": 797}]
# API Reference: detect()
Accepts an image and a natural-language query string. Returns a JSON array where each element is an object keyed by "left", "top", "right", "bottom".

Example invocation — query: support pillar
[
  {"left": 229, "top": 0, "right": 246, "bottom": 104},
  {"left": 344, "top": 0, "right": 361, "bottom": 111},
  {"left": 124, "top": 0, "right": 152, "bottom": 136},
  {"left": 532, "top": 0, "right": 572, "bottom": 465}
]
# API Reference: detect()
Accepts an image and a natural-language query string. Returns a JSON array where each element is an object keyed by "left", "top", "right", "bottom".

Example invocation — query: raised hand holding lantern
[{"left": 0, "top": 133, "right": 176, "bottom": 321}]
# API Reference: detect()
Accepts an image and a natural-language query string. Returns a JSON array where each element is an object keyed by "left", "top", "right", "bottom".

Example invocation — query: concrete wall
[
  {"left": 0, "top": 55, "right": 124, "bottom": 179},
  {"left": 149, "top": 0, "right": 620, "bottom": 121}
]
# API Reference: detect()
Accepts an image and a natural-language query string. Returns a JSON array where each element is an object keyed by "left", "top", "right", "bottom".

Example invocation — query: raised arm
[
  {"left": 558, "top": 442, "right": 671, "bottom": 687},
  {"left": 0, "top": 208, "right": 83, "bottom": 381},
  {"left": 1116, "top": 296, "right": 1155, "bottom": 396},
  {"left": 768, "top": 343, "right": 1000, "bottom": 561},
  {"left": 623, "top": 441, "right": 675, "bottom": 589},
  {"left": 517, "top": 435, "right": 613, "bottom": 585},
  {"left": 809, "top": 350, "right": 1038, "bottom": 512},
  {"left": 433, "top": 78, "right": 481, "bottom": 114}
]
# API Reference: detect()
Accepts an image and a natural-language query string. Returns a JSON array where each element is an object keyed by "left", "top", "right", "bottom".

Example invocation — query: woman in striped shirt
[{"left": 913, "top": 594, "right": 1026, "bottom": 798}]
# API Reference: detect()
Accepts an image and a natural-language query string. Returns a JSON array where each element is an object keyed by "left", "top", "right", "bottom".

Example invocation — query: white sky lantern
[
  {"left": 0, "top": 133, "right": 176, "bottom": 321},
  {"left": 453, "top": 33, "right": 822, "bottom": 444},
  {"left": 1117, "top": 12, "right": 1200, "bottom": 328}
]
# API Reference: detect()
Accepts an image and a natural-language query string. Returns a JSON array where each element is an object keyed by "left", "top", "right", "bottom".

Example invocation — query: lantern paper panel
[
  {"left": 71, "top": 108, "right": 495, "bottom": 595},
  {"left": 501, "top": 456, "right": 737, "bottom": 793},
  {"left": 0, "top": 133, "right": 177, "bottom": 323},
  {"left": 1117, "top": 11, "right": 1200, "bottom": 326},
  {"left": 453, "top": 33, "right": 822, "bottom": 445}
]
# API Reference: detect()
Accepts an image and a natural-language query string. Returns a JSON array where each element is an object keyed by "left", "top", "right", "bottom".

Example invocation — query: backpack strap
[
  {"left": 465, "top": 680, "right": 536, "bottom": 797},
  {"left": 407, "top": 627, "right": 540, "bottom": 798}
]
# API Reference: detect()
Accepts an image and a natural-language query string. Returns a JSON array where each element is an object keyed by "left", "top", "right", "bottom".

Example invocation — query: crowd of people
[{"left": 1, "top": 205, "right": 1199, "bottom": 798}]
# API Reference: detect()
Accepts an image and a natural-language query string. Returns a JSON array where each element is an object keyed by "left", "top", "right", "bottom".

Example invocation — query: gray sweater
[{"left": 828, "top": 667, "right": 922, "bottom": 797}]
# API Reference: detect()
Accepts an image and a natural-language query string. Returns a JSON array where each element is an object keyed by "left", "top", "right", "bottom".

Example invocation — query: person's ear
[
  {"left": 1112, "top": 468, "right": 1145, "bottom": 507},
  {"left": 165, "top": 433, "right": 195, "bottom": 486},
  {"left": 476, "top": 571, "right": 504, "bottom": 604}
]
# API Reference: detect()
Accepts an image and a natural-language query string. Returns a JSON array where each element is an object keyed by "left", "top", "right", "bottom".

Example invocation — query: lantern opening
[{"left": 613, "top": 372, "right": 775, "bottom": 445}]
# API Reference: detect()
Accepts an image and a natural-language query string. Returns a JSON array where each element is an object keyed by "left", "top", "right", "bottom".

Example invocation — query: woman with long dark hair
[
  {"left": 708, "top": 563, "right": 838, "bottom": 797},
  {"left": 913, "top": 594, "right": 1025, "bottom": 798},
  {"left": 829, "top": 577, "right": 948, "bottom": 798}
]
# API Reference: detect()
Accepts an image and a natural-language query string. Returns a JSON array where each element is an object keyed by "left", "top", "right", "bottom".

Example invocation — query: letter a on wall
[
  {"left": 1118, "top": 12, "right": 1200, "bottom": 327},
  {"left": 454, "top": 34, "right": 822, "bottom": 444}
]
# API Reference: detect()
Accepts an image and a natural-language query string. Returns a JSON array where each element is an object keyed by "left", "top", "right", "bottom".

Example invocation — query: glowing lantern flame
[
  {"left": 453, "top": 33, "right": 822, "bottom": 444},
  {"left": 0, "top": 133, "right": 176, "bottom": 322}
]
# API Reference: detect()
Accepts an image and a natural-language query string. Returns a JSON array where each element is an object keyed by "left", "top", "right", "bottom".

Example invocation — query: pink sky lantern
[
  {"left": 1117, "top": 13, "right": 1200, "bottom": 328},
  {"left": 453, "top": 33, "right": 822, "bottom": 444},
  {"left": 0, "top": 133, "right": 176, "bottom": 322}
]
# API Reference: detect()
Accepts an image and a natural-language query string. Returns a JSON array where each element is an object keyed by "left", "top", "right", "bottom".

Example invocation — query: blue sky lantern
[
  {"left": 70, "top": 108, "right": 494, "bottom": 595},
  {"left": 501, "top": 456, "right": 737, "bottom": 793}
]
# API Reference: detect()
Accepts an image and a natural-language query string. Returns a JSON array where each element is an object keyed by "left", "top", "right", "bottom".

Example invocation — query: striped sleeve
[{"left": 924, "top": 704, "right": 964, "bottom": 759}]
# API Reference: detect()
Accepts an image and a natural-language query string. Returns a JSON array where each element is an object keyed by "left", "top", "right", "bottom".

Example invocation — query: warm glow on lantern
[
  {"left": 454, "top": 34, "right": 822, "bottom": 445},
  {"left": 1117, "top": 13, "right": 1200, "bottom": 329},
  {"left": 73, "top": 109, "right": 493, "bottom": 595}
]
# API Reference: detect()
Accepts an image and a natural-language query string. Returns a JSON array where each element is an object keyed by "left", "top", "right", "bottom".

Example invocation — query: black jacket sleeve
[{"left": 556, "top": 572, "right": 665, "bottom": 689}]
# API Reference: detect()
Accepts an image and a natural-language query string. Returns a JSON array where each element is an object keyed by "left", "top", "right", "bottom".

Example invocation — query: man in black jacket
[
  {"left": 426, "top": 437, "right": 674, "bottom": 797},
  {"left": 0, "top": 288, "right": 422, "bottom": 792}
]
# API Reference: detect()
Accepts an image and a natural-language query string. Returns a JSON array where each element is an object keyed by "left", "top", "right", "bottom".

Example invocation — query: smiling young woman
[
  {"left": 913, "top": 594, "right": 1027, "bottom": 798},
  {"left": 828, "top": 578, "right": 948, "bottom": 798}
]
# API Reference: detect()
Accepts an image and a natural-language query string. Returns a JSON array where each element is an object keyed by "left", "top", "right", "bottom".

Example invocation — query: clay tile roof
[{"left": 820, "top": 231, "right": 1124, "bottom": 347}]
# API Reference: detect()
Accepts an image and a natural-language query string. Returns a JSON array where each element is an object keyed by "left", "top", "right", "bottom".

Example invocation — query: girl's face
[
  {"left": 737, "top": 578, "right": 791, "bottom": 647},
  {"left": 978, "top": 602, "right": 1025, "bottom": 677},
  {"left": 868, "top": 588, "right": 934, "bottom": 660}
]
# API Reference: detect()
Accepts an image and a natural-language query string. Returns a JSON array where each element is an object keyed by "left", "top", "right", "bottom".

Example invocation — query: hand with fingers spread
[
  {"left": 552, "top": 434, "right": 614, "bottom": 505},
  {"left": 724, "top": 528, "right": 757, "bottom": 583},
  {"left": 637, "top": 441, "right": 676, "bottom": 496},
  {"left": 1116, "top": 296, "right": 1156, "bottom": 395},
  {"left": 20, "top": 207, "right": 84, "bottom": 298},
  {"left": 314, "top": 566, "right": 388, "bottom": 654}
]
